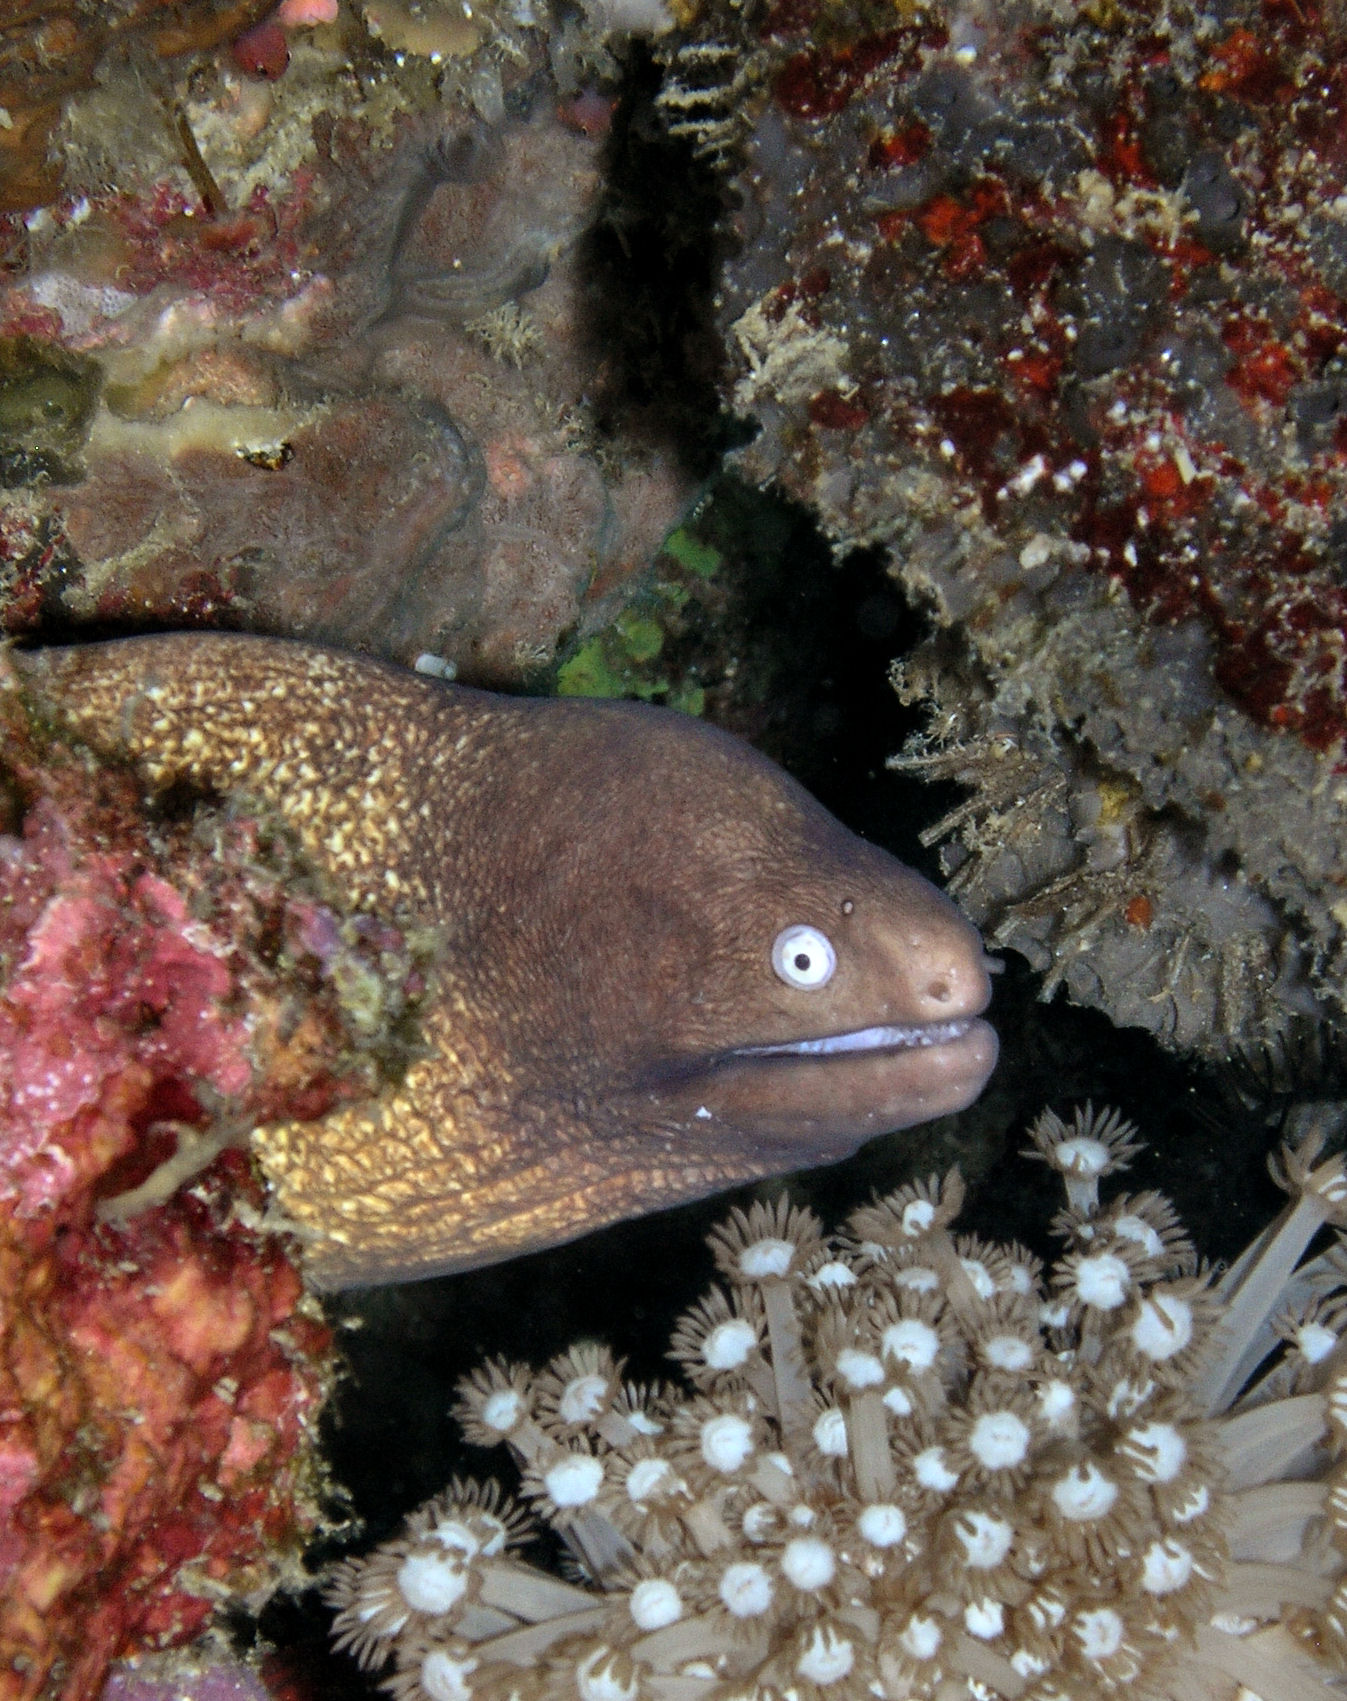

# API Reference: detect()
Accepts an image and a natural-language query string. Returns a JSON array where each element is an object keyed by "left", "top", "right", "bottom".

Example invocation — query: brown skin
[{"left": 14, "top": 633, "right": 997, "bottom": 1288}]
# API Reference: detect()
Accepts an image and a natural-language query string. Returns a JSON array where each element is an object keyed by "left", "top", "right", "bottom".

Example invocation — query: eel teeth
[{"left": 735, "top": 1019, "right": 974, "bottom": 1058}]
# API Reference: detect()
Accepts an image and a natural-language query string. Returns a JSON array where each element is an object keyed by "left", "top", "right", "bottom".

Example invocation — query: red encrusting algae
[{"left": 0, "top": 650, "right": 426, "bottom": 1699}]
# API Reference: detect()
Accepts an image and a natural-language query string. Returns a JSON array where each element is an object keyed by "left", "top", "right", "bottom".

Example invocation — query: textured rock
[
  {"left": 708, "top": 0, "right": 1347, "bottom": 1056},
  {"left": 0, "top": 13, "right": 689, "bottom": 681},
  {"left": 0, "top": 649, "right": 429, "bottom": 1697}
]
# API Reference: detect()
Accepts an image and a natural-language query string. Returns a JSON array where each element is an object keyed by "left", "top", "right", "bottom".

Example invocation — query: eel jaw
[
  {"left": 638, "top": 1015, "right": 1000, "bottom": 1154},
  {"left": 734, "top": 1018, "right": 981, "bottom": 1059}
]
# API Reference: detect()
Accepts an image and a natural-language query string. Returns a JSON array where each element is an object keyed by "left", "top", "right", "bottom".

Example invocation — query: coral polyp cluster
[{"left": 327, "top": 1105, "right": 1347, "bottom": 1701}]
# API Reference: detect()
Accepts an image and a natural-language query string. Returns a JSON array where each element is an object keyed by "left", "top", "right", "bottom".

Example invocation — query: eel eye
[{"left": 771, "top": 924, "right": 837, "bottom": 990}]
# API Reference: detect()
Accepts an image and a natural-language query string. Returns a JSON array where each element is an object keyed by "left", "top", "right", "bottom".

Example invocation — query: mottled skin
[{"left": 15, "top": 634, "right": 997, "bottom": 1288}]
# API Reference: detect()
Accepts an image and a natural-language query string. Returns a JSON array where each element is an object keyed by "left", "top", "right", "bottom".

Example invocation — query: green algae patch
[
  {"left": 556, "top": 525, "right": 722, "bottom": 713},
  {"left": 663, "top": 526, "right": 722, "bottom": 580},
  {"left": 557, "top": 637, "right": 631, "bottom": 700}
]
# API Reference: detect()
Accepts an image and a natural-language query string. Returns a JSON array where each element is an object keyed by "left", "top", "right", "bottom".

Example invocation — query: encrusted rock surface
[
  {"left": 0, "top": 649, "right": 430, "bottom": 1698},
  {"left": 711, "top": 0, "right": 1347, "bottom": 1057},
  {"left": 0, "top": 4, "right": 688, "bottom": 682}
]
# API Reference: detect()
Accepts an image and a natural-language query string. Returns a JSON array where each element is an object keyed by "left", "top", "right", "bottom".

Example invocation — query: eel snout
[{"left": 641, "top": 918, "right": 999, "bottom": 1155}]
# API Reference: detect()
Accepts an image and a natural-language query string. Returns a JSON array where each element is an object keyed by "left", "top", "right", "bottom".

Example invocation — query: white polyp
[
  {"left": 1011, "top": 1650, "right": 1050, "bottom": 1680},
  {"left": 1131, "top": 1293, "right": 1194, "bottom": 1360},
  {"left": 781, "top": 1535, "right": 836, "bottom": 1591},
  {"left": 419, "top": 1649, "right": 478, "bottom": 1701},
  {"left": 396, "top": 1550, "right": 468, "bottom": 1615},
  {"left": 560, "top": 1374, "right": 609, "bottom": 1423},
  {"left": 1037, "top": 1379, "right": 1076, "bottom": 1428},
  {"left": 954, "top": 1511, "right": 1014, "bottom": 1568},
  {"left": 481, "top": 1388, "right": 524, "bottom": 1432},
  {"left": 1005, "top": 1262, "right": 1036, "bottom": 1296},
  {"left": 576, "top": 1647, "right": 639, "bottom": 1701},
  {"left": 740, "top": 1238, "right": 796, "bottom": 1279},
  {"left": 836, "top": 1348, "right": 886, "bottom": 1389},
  {"left": 913, "top": 1445, "right": 960, "bottom": 1492},
  {"left": 902, "top": 1199, "right": 937, "bottom": 1236},
  {"left": 1026, "top": 1592, "right": 1066, "bottom": 1633},
  {"left": 1073, "top": 1253, "right": 1131, "bottom": 1309},
  {"left": 883, "top": 1385, "right": 915, "bottom": 1416},
  {"left": 881, "top": 1318, "right": 941, "bottom": 1370},
  {"left": 1122, "top": 1421, "right": 1185, "bottom": 1482},
  {"left": 1171, "top": 1483, "right": 1209, "bottom": 1523},
  {"left": 858, "top": 1502, "right": 907, "bottom": 1548},
  {"left": 964, "top": 1598, "right": 1005, "bottom": 1639},
  {"left": 813, "top": 1407, "right": 849, "bottom": 1457},
  {"left": 1050, "top": 1462, "right": 1118, "bottom": 1521},
  {"left": 961, "top": 1258, "right": 997, "bottom": 1299},
  {"left": 627, "top": 1407, "right": 663, "bottom": 1436},
  {"left": 743, "top": 1503, "right": 778, "bottom": 1541},
  {"left": 968, "top": 1410, "right": 1031, "bottom": 1470},
  {"left": 1296, "top": 1320, "right": 1339, "bottom": 1363},
  {"left": 700, "top": 1412, "right": 755, "bottom": 1472},
  {"left": 432, "top": 1517, "right": 482, "bottom": 1558},
  {"left": 809, "top": 1260, "right": 857, "bottom": 1292},
  {"left": 1141, "top": 1537, "right": 1194, "bottom": 1594},
  {"left": 625, "top": 1458, "right": 673, "bottom": 1503},
  {"left": 544, "top": 1453, "right": 605, "bottom": 1507},
  {"left": 626, "top": 1457, "right": 678, "bottom": 1504},
  {"left": 1074, "top": 1607, "right": 1125, "bottom": 1661},
  {"left": 797, "top": 1625, "right": 855, "bottom": 1684},
  {"left": 630, "top": 1578, "right": 683, "bottom": 1629},
  {"left": 894, "top": 1264, "right": 940, "bottom": 1293},
  {"left": 1040, "top": 1299, "right": 1071, "bottom": 1330},
  {"left": 720, "top": 1560, "right": 774, "bottom": 1617},
  {"left": 703, "top": 1318, "right": 758, "bottom": 1370},
  {"left": 1112, "top": 1214, "right": 1164, "bottom": 1258},
  {"left": 899, "top": 1615, "right": 943, "bottom": 1660},
  {"left": 1052, "top": 1136, "right": 1112, "bottom": 1178},
  {"left": 983, "top": 1333, "right": 1034, "bottom": 1372}
]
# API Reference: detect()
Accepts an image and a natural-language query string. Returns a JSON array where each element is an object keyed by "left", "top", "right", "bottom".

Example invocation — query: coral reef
[
  {"left": 101, "top": 1658, "right": 273, "bottom": 1701},
  {"left": 0, "top": 647, "right": 430, "bottom": 1698},
  {"left": 100, "top": 1658, "right": 273, "bottom": 1701},
  {"left": 0, "top": 0, "right": 687, "bottom": 681},
  {"left": 326, "top": 1102, "right": 1347, "bottom": 1701},
  {"left": 0, "top": 0, "right": 275, "bottom": 212},
  {"left": 712, "top": 0, "right": 1347, "bottom": 1057}
]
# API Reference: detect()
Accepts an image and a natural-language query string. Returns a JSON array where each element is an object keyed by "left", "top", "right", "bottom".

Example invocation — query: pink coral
[{"left": 0, "top": 651, "right": 425, "bottom": 1699}]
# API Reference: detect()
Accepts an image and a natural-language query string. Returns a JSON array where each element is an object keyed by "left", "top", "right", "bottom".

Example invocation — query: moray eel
[{"left": 15, "top": 633, "right": 998, "bottom": 1289}]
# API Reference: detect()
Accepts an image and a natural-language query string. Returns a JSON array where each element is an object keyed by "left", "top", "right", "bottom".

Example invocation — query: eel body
[{"left": 13, "top": 634, "right": 997, "bottom": 1288}]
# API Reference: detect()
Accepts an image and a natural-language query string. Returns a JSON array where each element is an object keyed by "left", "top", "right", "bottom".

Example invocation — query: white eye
[{"left": 772, "top": 925, "right": 837, "bottom": 990}]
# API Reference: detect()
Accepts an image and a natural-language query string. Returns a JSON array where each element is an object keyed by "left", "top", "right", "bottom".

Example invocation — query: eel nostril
[{"left": 927, "top": 976, "right": 953, "bottom": 1005}]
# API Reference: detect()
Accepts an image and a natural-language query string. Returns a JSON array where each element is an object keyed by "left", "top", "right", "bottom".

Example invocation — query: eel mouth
[
  {"left": 644, "top": 1015, "right": 999, "bottom": 1153},
  {"left": 732, "top": 1017, "right": 979, "bottom": 1059}
]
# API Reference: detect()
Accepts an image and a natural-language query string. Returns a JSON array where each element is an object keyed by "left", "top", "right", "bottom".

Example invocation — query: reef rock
[
  {"left": 0, "top": 648, "right": 429, "bottom": 1698},
  {"left": 711, "top": 0, "right": 1347, "bottom": 1057},
  {"left": 0, "top": 5, "right": 687, "bottom": 683}
]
